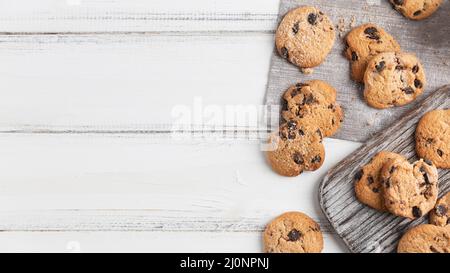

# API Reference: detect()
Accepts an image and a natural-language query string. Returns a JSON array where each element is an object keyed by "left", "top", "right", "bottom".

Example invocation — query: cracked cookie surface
[
  {"left": 416, "top": 110, "right": 450, "bottom": 169},
  {"left": 390, "top": 0, "right": 443, "bottom": 20},
  {"left": 345, "top": 23, "right": 401, "bottom": 82},
  {"left": 430, "top": 192, "right": 450, "bottom": 227},
  {"left": 266, "top": 119, "right": 325, "bottom": 177},
  {"left": 276, "top": 6, "right": 335, "bottom": 69},
  {"left": 380, "top": 158, "right": 438, "bottom": 219},
  {"left": 263, "top": 211, "right": 323, "bottom": 253},
  {"left": 364, "top": 52, "right": 426, "bottom": 109},
  {"left": 398, "top": 224, "right": 450, "bottom": 253},
  {"left": 281, "top": 80, "right": 344, "bottom": 137},
  {"left": 354, "top": 151, "right": 406, "bottom": 211}
]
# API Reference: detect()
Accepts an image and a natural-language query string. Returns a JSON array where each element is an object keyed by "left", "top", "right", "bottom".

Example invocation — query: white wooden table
[{"left": 0, "top": 0, "right": 361, "bottom": 253}]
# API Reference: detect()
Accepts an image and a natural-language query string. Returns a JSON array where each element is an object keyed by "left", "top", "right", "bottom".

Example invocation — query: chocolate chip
[
  {"left": 304, "top": 94, "right": 315, "bottom": 105},
  {"left": 293, "top": 153, "right": 304, "bottom": 165},
  {"left": 437, "top": 149, "right": 444, "bottom": 157},
  {"left": 390, "top": 166, "right": 397, "bottom": 174},
  {"left": 292, "top": 22, "right": 300, "bottom": 34},
  {"left": 311, "top": 155, "right": 322, "bottom": 164},
  {"left": 395, "top": 65, "right": 404, "bottom": 70},
  {"left": 351, "top": 51, "right": 358, "bottom": 61},
  {"left": 375, "top": 61, "right": 385, "bottom": 72},
  {"left": 412, "top": 65, "right": 419, "bottom": 74},
  {"left": 364, "top": 27, "right": 380, "bottom": 40},
  {"left": 280, "top": 47, "right": 289, "bottom": 59},
  {"left": 436, "top": 205, "right": 448, "bottom": 217},
  {"left": 402, "top": 87, "right": 415, "bottom": 94},
  {"left": 308, "top": 13, "right": 318, "bottom": 25},
  {"left": 287, "top": 120, "right": 297, "bottom": 130},
  {"left": 413, "top": 10, "right": 422, "bottom": 17},
  {"left": 280, "top": 131, "right": 288, "bottom": 140},
  {"left": 355, "top": 169, "right": 364, "bottom": 181},
  {"left": 372, "top": 188, "right": 380, "bottom": 193},
  {"left": 367, "top": 176, "right": 375, "bottom": 184},
  {"left": 423, "top": 172, "right": 430, "bottom": 185},
  {"left": 288, "top": 131, "right": 296, "bottom": 140},
  {"left": 430, "top": 246, "right": 440, "bottom": 253},
  {"left": 316, "top": 129, "right": 323, "bottom": 140},
  {"left": 295, "top": 82, "right": 307, "bottom": 89},
  {"left": 287, "top": 229, "right": 302, "bottom": 241},
  {"left": 332, "top": 119, "right": 335, "bottom": 126},
  {"left": 393, "top": 0, "right": 404, "bottom": 5},
  {"left": 412, "top": 206, "right": 422, "bottom": 218},
  {"left": 298, "top": 129, "right": 305, "bottom": 136},
  {"left": 414, "top": 79, "right": 422, "bottom": 88},
  {"left": 426, "top": 138, "right": 434, "bottom": 144},
  {"left": 384, "top": 179, "right": 391, "bottom": 188}
]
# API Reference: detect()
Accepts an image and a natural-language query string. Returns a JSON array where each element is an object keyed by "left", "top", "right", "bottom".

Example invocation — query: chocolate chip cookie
[
  {"left": 364, "top": 52, "right": 426, "bottom": 109},
  {"left": 354, "top": 151, "right": 406, "bottom": 211},
  {"left": 276, "top": 6, "right": 335, "bottom": 69},
  {"left": 397, "top": 224, "right": 450, "bottom": 253},
  {"left": 380, "top": 158, "right": 438, "bottom": 219},
  {"left": 430, "top": 192, "right": 450, "bottom": 227},
  {"left": 266, "top": 119, "right": 325, "bottom": 177},
  {"left": 263, "top": 211, "right": 324, "bottom": 253},
  {"left": 282, "top": 80, "right": 344, "bottom": 137},
  {"left": 390, "top": 0, "right": 444, "bottom": 20},
  {"left": 345, "top": 23, "right": 401, "bottom": 82},
  {"left": 416, "top": 110, "right": 450, "bottom": 169}
]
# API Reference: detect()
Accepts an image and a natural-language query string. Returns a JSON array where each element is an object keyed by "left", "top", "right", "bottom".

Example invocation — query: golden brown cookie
[
  {"left": 266, "top": 119, "right": 325, "bottom": 177},
  {"left": 416, "top": 110, "right": 450, "bottom": 169},
  {"left": 398, "top": 224, "right": 450, "bottom": 253},
  {"left": 354, "top": 151, "right": 406, "bottom": 211},
  {"left": 282, "top": 80, "right": 344, "bottom": 137},
  {"left": 364, "top": 52, "right": 426, "bottom": 109},
  {"left": 275, "top": 6, "right": 335, "bottom": 69},
  {"left": 430, "top": 192, "right": 450, "bottom": 227},
  {"left": 390, "top": 0, "right": 444, "bottom": 20},
  {"left": 263, "top": 211, "right": 324, "bottom": 253},
  {"left": 345, "top": 23, "right": 401, "bottom": 83},
  {"left": 380, "top": 158, "right": 438, "bottom": 219}
]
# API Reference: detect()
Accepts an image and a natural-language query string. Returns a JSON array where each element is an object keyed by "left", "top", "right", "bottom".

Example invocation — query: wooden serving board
[
  {"left": 319, "top": 85, "right": 450, "bottom": 253},
  {"left": 266, "top": 0, "right": 450, "bottom": 142}
]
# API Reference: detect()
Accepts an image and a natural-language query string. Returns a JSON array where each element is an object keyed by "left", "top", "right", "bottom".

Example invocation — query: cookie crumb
[{"left": 300, "top": 67, "right": 314, "bottom": 74}]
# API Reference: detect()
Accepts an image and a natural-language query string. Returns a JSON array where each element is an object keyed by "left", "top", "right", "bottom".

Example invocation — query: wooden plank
[
  {"left": 0, "top": 133, "right": 359, "bottom": 234},
  {"left": 0, "top": 33, "right": 274, "bottom": 132},
  {"left": 266, "top": 0, "right": 450, "bottom": 142},
  {"left": 319, "top": 85, "right": 450, "bottom": 253},
  {"left": 0, "top": 0, "right": 279, "bottom": 33},
  {"left": 0, "top": 232, "right": 347, "bottom": 253}
]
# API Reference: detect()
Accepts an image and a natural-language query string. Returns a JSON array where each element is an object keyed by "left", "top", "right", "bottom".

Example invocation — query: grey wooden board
[
  {"left": 265, "top": 0, "right": 450, "bottom": 142},
  {"left": 319, "top": 85, "right": 450, "bottom": 253}
]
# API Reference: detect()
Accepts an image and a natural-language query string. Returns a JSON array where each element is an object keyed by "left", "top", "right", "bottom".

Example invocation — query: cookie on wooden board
[
  {"left": 390, "top": 0, "right": 444, "bottom": 20},
  {"left": 430, "top": 192, "right": 450, "bottom": 227},
  {"left": 354, "top": 151, "right": 406, "bottom": 211},
  {"left": 364, "top": 52, "right": 426, "bottom": 109},
  {"left": 380, "top": 158, "right": 438, "bottom": 219},
  {"left": 276, "top": 6, "right": 335, "bottom": 69},
  {"left": 397, "top": 224, "right": 450, "bottom": 253},
  {"left": 282, "top": 80, "right": 344, "bottom": 137},
  {"left": 263, "top": 211, "right": 323, "bottom": 253},
  {"left": 416, "top": 109, "right": 450, "bottom": 169},
  {"left": 266, "top": 119, "right": 325, "bottom": 177},
  {"left": 345, "top": 23, "right": 401, "bottom": 83}
]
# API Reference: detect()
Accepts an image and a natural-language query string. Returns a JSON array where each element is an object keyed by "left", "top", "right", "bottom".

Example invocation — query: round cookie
[
  {"left": 266, "top": 119, "right": 325, "bottom": 177},
  {"left": 398, "top": 224, "right": 450, "bottom": 253},
  {"left": 345, "top": 23, "right": 401, "bottom": 83},
  {"left": 364, "top": 52, "right": 426, "bottom": 109},
  {"left": 380, "top": 158, "right": 438, "bottom": 219},
  {"left": 416, "top": 110, "right": 450, "bottom": 169},
  {"left": 390, "top": 0, "right": 443, "bottom": 20},
  {"left": 275, "top": 6, "right": 335, "bottom": 69},
  {"left": 430, "top": 192, "right": 450, "bottom": 227},
  {"left": 282, "top": 80, "right": 344, "bottom": 137},
  {"left": 354, "top": 151, "right": 406, "bottom": 211},
  {"left": 263, "top": 211, "right": 323, "bottom": 253}
]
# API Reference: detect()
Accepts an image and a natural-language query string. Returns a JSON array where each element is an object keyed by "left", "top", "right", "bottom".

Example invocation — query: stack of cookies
[
  {"left": 345, "top": 23, "right": 427, "bottom": 109},
  {"left": 267, "top": 7, "right": 343, "bottom": 177},
  {"left": 355, "top": 109, "right": 450, "bottom": 253}
]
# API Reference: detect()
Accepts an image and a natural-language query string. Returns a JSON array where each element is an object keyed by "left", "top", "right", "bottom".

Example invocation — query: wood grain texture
[
  {"left": 319, "top": 86, "right": 450, "bottom": 253},
  {"left": 266, "top": 0, "right": 450, "bottom": 142}
]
